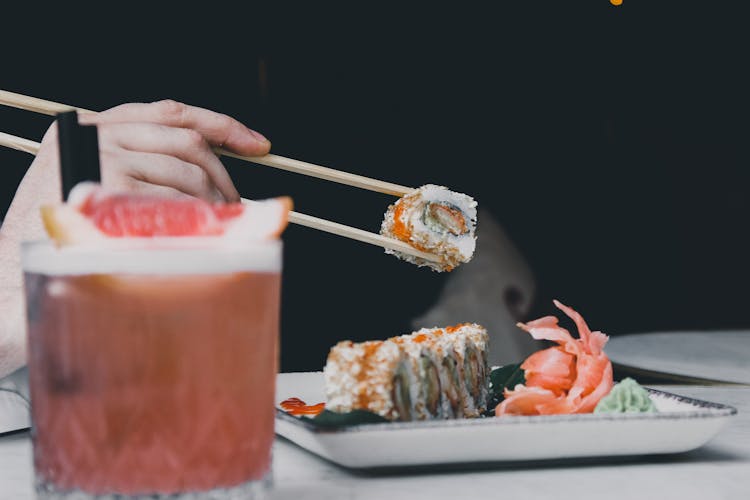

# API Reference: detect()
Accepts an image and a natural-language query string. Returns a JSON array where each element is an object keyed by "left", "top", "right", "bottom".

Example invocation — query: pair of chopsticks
[{"left": 0, "top": 90, "right": 440, "bottom": 263}]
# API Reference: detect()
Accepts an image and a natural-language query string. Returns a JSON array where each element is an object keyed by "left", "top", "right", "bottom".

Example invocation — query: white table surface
[
  {"left": 607, "top": 331, "right": 750, "bottom": 384},
  {"left": 1, "top": 385, "right": 748, "bottom": 500}
]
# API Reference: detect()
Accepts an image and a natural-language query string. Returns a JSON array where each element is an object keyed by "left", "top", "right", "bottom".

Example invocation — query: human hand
[
  {"left": 79, "top": 99, "right": 270, "bottom": 201},
  {"left": 5, "top": 99, "right": 270, "bottom": 244}
]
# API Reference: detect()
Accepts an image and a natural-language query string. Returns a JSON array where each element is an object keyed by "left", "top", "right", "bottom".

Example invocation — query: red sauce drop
[{"left": 280, "top": 397, "right": 325, "bottom": 416}]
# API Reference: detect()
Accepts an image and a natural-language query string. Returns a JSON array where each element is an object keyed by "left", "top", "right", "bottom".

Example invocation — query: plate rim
[{"left": 276, "top": 376, "right": 738, "bottom": 435}]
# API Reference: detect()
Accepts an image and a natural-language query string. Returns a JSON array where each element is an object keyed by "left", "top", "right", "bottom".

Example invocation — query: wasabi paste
[{"left": 594, "top": 378, "right": 657, "bottom": 414}]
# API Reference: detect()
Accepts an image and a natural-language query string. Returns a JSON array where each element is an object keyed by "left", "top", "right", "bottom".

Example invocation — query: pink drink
[{"left": 23, "top": 242, "right": 281, "bottom": 499}]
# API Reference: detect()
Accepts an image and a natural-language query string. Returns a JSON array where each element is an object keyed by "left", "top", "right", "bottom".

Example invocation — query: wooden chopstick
[
  {"left": 0, "top": 132, "right": 441, "bottom": 263},
  {"left": 0, "top": 90, "right": 83, "bottom": 115},
  {"left": 0, "top": 89, "right": 414, "bottom": 197},
  {"left": 0, "top": 132, "right": 40, "bottom": 156},
  {"left": 217, "top": 150, "right": 412, "bottom": 196}
]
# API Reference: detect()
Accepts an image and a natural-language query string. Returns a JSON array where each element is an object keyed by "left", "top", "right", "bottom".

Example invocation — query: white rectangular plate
[{"left": 275, "top": 372, "right": 737, "bottom": 469}]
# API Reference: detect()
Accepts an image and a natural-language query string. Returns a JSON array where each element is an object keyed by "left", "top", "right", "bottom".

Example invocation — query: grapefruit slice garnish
[{"left": 41, "top": 182, "right": 292, "bottom": 246}]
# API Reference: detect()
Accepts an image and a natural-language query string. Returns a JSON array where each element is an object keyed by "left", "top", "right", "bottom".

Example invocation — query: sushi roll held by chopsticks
[{"left": 380, "top": 185, "right": 478, "bottom": 272}]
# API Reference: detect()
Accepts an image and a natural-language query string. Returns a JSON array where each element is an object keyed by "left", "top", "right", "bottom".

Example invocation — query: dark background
[{"left": 2, "top": 3, "right": 748, "bottom": 371}]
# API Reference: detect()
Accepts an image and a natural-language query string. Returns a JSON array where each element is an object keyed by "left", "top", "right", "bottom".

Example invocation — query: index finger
[{"left": 80, "top": 100, "right": 271, "bottom": 157}]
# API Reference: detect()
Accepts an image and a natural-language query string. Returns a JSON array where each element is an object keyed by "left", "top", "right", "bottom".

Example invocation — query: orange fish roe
[
  {"left": 445, "top": 323, "right": 471, "bottom": 333},
  {"left": 390, "top": 202, "right": 412, "bottom": 241},
  {"left": 356, "top": 341, "right": 384, "bottom": 409}
]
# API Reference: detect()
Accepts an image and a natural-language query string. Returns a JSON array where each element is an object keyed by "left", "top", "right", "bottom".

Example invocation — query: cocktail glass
[{"left": 23, "top": 240, "right": 281, "bottom": 499}]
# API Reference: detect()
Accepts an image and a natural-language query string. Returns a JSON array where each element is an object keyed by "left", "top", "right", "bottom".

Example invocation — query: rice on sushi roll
[
  {"left": 380, "top": 184, "right": 478, "bottom": 272},
  {"left": 323, "top": 340, "right": 413, "bottom": 421}
]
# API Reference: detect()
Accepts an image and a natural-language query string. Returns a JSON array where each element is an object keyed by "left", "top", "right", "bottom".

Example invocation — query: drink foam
[{"left": 22, "top": 240, "right": 282, "bottom": 276}]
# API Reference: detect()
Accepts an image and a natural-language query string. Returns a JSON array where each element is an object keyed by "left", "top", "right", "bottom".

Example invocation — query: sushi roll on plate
[
  {"left": 380, "top": 184, "right": 478, "bottom": 272},
  {"left": 322, "top": 323, "right": 490, "bottom": 422}
]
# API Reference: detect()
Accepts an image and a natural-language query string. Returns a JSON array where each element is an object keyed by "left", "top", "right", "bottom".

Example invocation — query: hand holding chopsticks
[
  {"left": 0, "top": 90, "right": 440, "bottom": 263},
  {"left": 0, "top": 90, "right": 413, "bottom": 197}
]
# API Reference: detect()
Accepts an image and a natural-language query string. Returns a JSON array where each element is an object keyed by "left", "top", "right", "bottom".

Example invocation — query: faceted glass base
[{"left": 35, "top": 473, "right": 271, "bottom": 500}]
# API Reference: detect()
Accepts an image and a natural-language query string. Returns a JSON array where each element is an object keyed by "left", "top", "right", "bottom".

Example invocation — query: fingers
[
  {"left": 99, "top": 171, "right": 192, "bottom": 199},
  {"left": 101, "top": 149, "right": 224, "bottom": 202},
  {"left": 80, "top": 100, "right": 271, "bottom": 157},
  {"left": 98, "top": 122, "right": 240, "bottom": 202},
  {"left": 114, "top": 180, "right": 192, "bottom": 200}
]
